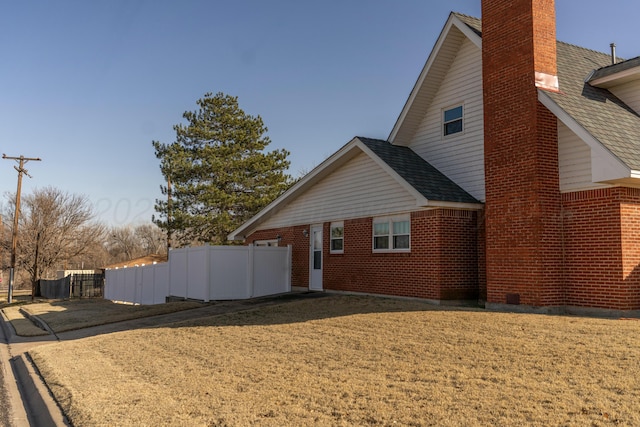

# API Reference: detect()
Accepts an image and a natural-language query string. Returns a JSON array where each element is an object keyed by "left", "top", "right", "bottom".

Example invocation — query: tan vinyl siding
[
  {"left": 558, "top": 122, "right": 610, "bottom": 192},
  {"left": 610, "top": 81, "right": 640, "bottom": 115},
  {"left": 259, "top": 152, "right": 419, "bottom": 230},
  {"left": 407, "top": 38, "right": 485, "bottom": 202}
]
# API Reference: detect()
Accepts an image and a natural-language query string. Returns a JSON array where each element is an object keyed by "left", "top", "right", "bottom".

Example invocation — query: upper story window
[
  {"left": 443, "top": 105, "right": 463, "bottom": 136},
  {"left": 330, "top": 222, "right": 344, "bottom": 253},
  {"left": 373, "top": 215, "right": 410, "bottom": 252}
]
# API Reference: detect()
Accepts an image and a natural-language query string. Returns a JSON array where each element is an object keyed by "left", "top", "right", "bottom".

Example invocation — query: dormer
[{"left": 588, "top": 56, "right": 640, "bottom": 114}]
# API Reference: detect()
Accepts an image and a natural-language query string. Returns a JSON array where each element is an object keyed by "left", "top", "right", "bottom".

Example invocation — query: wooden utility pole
[
  {"left": 167, "top": 173, "right": 172, "bottom": 251},
  {"left": 31, "top": 232, "right": 41, "bottom": 302},
  {"left": 2, "top": 154, "right": 41, "bottom": 303}
]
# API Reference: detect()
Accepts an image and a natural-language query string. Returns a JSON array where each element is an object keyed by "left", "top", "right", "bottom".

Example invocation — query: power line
[{"left": 2, "top": 154, "right": 41, "bottom": 303}]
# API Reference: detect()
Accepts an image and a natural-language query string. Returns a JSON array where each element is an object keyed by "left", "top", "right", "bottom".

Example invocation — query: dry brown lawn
[
  {"left": 30, "top": 295, "right": 640, "bottom": 426},
  {"left": 20, "top": 299, "right": 203, "bottom": 333},
  {"left": 0, "top": 288, "right": 34, "bottom": 305},
  {"left": 2, "top": 306, "right": 50, "bottom": 336}
]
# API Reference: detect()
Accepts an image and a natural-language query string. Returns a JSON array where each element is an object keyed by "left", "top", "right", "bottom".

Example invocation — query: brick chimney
[{"left": 482, "top": 0, "right": 565, "bottom": 308}]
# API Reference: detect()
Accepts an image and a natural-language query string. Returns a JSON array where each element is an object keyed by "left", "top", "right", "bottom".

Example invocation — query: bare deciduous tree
[
  {"left": 107, "top": 226, "right": 138, "bottom": 262},
  {"left": 106, "top": 223, "right": 167, "bottom": 263},
  {"left": 135, "top": 224, "right": 166, "bottom": 255},
  {"left": 1, "top": 187, "right": 105, "bottom": 289}
]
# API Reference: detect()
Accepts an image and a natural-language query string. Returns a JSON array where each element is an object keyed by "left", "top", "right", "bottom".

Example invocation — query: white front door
[{"left": 309, "top": 225, "right": 323, "bottom": 291}]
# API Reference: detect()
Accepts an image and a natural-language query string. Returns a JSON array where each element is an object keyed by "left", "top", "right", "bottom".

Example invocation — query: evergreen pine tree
[{"left": 152, "top": 92, "right": 292, "bottom": 246}]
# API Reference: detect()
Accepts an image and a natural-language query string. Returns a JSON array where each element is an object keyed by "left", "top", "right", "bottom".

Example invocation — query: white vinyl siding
[
  {"left": 390, "top": 21, "right": 474, "bottom": 146},
  {"left": 407, "top": 37, "right": 485, "bottom": 202},
  {"left": 259, "top": 153, "right": 419, "bottom": 230},
  {"left": 558, "top": 122, "right": 611, "bottom": 192},
  {"left": 609, "top": 81, "right": 640, "bottom": 115}
]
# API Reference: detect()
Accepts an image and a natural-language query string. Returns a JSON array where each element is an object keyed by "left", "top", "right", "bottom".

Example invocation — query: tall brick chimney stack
[{"left": 482, "top": 0, "right": 565, "bottom": 308}]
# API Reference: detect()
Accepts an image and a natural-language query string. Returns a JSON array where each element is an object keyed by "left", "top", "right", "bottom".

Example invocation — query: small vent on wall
[{"left": 506, "top": 293, "right": 521, "bottom": 305}]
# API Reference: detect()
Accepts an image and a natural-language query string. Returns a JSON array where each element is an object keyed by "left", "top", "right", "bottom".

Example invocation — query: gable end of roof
[{"left": 388, "top": 12, "right": 482, "bottom": 146}]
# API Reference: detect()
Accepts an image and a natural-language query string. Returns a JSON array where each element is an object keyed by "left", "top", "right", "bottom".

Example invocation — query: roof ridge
[
  {"left": 355, "top": 136, "right": 389, "bottom": 144},
  {"left": 557, "top": 40, "right": 616, "bottom": 60},
  {"left": 448, "top": 13, "right": 620, "bottom": 64},
  {"left": 590, "top": 54, "right": 640, "bottom": 73},
  {"left": 451, "top": 11, "right": 480, "bottom": 20}
]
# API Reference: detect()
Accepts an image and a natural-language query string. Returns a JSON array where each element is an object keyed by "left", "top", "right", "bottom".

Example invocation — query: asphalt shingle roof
[
  {"left": 357, "top": 137, "right": 479, "bottom": 204},
  {"left": 548, "top": 45, "right": 640, "bottom": 170},
  {"left": 453, "top": 13, "right": 481, "bottom": 34},
  {"left": 454, "top": 13, "right": 640, "bottom": 171}
]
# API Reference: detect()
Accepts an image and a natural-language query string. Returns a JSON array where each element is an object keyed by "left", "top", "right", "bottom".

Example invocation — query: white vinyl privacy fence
[{"left": 105, "top": 245, "right": 292, "bottom": 305}]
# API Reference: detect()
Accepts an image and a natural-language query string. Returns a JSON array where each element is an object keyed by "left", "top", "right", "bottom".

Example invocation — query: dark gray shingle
[
  {"left": 357, "top": 137, "right": 479, "bottom": 204},
  {"left": 454, "top": 12, "right": 640, "bottom": 171},
  {"left": 548, "top": 43, "right": 640, "bottom": 170}
]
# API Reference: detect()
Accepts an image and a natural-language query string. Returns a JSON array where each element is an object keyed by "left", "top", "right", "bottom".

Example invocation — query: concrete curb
[
  {"left": 18, "top": 308, "right": 56, "bottom": 337},
  {"left": 1, "top": 308, "right": 68, "bottom": 426},
  {"left": 11, "top": 353, "right": 69, "bottom": 426},
  {"left": 0, "top": 310, "right": 30, "bottom": 427},
  {"left": 0, "top": 309, "right": 18, "bottom": 340}
]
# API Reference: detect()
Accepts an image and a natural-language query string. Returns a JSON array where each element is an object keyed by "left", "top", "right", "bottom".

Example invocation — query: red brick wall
[
  {"left": 482, "top": 0, "right": 565, "bottom": 307},
  {"left": 244, "top": 188, "right": 640, "bottom": 310},
  {"left": 246, "top": 209, "right": 480, "bottom": 301},
  {"left": 620, "top": 189, "right": 640, "bottom": 309},
  {"left": 563, "top": 188, "right": 640, "bottom": 310},
  {"left": 482, "top": 0, "right": 557, "bottom": 78},
  {"left": 476, "top": 210, "right": 487, "bottom": 302}
]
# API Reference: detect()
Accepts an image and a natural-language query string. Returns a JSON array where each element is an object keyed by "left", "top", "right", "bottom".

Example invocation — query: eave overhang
[
  {"left": 228, "top": 137, "right": 482, "bottom": 241},
  {"left": 588, "top": 56, "right": 640, "bottom": 88},
  {"left": 538, "top": 89, "right": 632, "bottom": 183}
]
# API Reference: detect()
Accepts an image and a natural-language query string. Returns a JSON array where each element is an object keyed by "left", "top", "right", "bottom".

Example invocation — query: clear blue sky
[{"left": 1, "top": 1, "right": 638, "bottom": 226}]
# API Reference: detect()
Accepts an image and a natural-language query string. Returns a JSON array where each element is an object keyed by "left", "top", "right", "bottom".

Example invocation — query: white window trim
[
  {"left": 442, "top": 104, "right": 464, "bottom": 138},
  {"left": 372, "top": 215, "right": 411, "bottom": 253},
  {"left": 330, "top": 221, "right": 344, "bottom": 254}
]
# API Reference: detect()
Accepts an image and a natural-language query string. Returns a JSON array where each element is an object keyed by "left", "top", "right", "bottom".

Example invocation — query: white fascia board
[
  {"left": 388, "top": 14, "right": 481, "bottom": 144},
  {"left": 228, "top": 137, "right": 363, "bottom": 241},
  {"left": 451, "top": 16, "right": 482, "bottom": 49},
  {"left": 421, "top": 200, "right": 484, "bottom": 210},
  {"left": 589, "top": 67, "right": 640, "bottom": 88},
  {"left": 537, "top": 90, "right": 630, "bottom": 182}
]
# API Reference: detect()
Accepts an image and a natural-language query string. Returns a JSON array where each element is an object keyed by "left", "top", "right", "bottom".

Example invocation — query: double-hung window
[
  {"left": 443, "top": 105, "right": 463, "bottom": 136},
  {"left": 330, "top": 222, "right": 344, "bottom": 253},
  {"left": 373, "top": 215, "right": 410, "bottom": 252}
]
